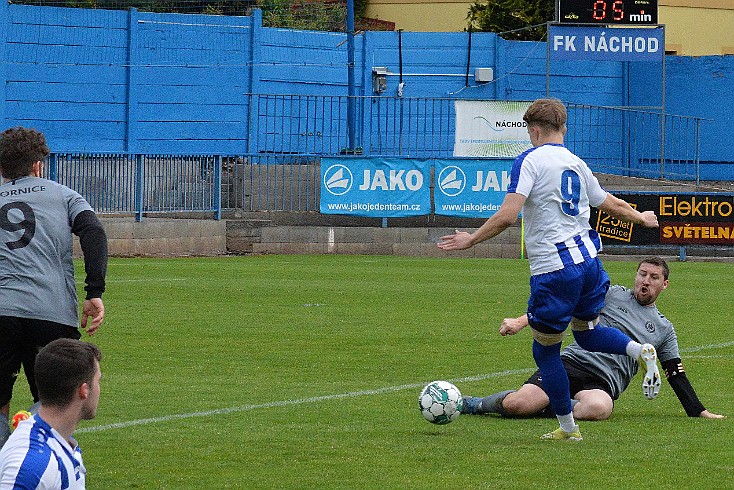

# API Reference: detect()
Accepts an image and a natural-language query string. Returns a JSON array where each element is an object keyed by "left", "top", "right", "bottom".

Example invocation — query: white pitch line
[
  {"left": 76, "top": 368, "right": 534, "bottom": 434},
  {"left": 680, "top": 340, "right": 734, "bottom": 353},
  {"left": 686, "top": 355, "right": 734, "bottom": 359},
  {"left": 77, "top": 341, "right": 734, "bottom": 435},
  {"left": 104, "top": 278, "right": 189, "bottom": 284}
]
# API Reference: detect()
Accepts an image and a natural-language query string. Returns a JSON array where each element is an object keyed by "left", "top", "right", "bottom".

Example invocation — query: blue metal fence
[
  {"left": 45, "top": 95, "right": 704, "bottom": 219},
  {"left": 251, "top": 95, "right": 702, "bottom": 174},
  {"left": 52, "top": 153, "right": 221, "bottom": 219},
  {"left": 565, "top": 104, "right": 703, "bottom": 181}
]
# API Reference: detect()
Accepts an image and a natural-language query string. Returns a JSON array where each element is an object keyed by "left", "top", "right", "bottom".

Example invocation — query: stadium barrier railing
[{"left": 46, "top": 96, "right": 704, "bottom": 219}]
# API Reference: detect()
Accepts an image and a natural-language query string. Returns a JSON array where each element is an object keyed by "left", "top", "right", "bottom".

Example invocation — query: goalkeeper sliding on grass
[{"left": 461, "top": 257, "right": 726, "bottom": 421}]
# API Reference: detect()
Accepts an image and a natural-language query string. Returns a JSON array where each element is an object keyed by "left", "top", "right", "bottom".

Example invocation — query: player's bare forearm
[
  {"left": 438, "top": 221, "right": 505, "bottom": 251},
  {"left": 598, "top": 194, "right": 659, "bottom": 228},
  {"left": 500, "top": 315, "right": 529, "bottom": 336},
  {"left": 438, "top": 193, "right": 524, "bottom": 251}
]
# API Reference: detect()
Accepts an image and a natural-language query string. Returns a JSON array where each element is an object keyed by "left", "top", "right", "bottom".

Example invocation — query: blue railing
[{"left": 45, "top": 96, "right": 705, "bottom": 220}]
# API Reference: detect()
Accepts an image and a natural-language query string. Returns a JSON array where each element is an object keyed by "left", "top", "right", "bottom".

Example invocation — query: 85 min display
[{"left": 558, "top": 0, "right": 658, "bottom": 25}]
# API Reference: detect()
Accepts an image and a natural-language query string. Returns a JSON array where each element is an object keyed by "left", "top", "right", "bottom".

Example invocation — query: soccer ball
[{"left": 418, "top": 381, "right": 463, "bottom": 425}]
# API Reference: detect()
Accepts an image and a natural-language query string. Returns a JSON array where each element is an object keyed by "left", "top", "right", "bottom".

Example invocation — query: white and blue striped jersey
[
  {"left": 0, "top": 414, "right": 86, "bottom": 489},
  {"left": 508, "top": 143, "right": 608, "bottom": 276}
]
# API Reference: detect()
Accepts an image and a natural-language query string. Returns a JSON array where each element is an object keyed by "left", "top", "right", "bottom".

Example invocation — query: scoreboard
[{"left": 557, "top": 0, "right": 658, "bottom": 25}]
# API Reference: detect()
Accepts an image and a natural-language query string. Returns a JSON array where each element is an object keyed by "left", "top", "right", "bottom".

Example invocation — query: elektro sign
[{"left": 558, "top": 0, "right": 658, "bottom": 25}]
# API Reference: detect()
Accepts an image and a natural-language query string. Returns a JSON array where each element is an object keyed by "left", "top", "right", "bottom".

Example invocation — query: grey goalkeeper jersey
[
  {"left": 0, "top": 176, "right": 93, "bottom": 327},
  {"left": 562, "top": 285, "right": 680, "bottom": 399}
]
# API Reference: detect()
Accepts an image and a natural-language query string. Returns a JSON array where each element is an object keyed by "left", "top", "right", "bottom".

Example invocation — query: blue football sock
[
  {"left": 531, "top": 340, "right": 573, "bottom": 417},
  {"left": 573, "top": 325, "right": 632, "bottom": 355}
]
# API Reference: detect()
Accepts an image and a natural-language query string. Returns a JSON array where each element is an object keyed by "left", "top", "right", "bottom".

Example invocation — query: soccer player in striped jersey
[
  {"left": 438, "top": 99, "right": 660, "bottom": 440},
  {"left": 461, "top": 257, "right": 726, "bottom": 421},
  {"left": 0, "top": 338, "right": 102, "bottom": 489},
  {"left": 0, "top": 127, "right": 108, "bottom": 448}
]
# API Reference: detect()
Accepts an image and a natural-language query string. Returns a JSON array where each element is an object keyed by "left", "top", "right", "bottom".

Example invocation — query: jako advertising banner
[
  {"left": 320, "top": 157, "right": 514, "bottom": 219},
  {"left": 320, "top": 157, "right": 431, "bottom": 217},
  {"left": 434, "top": 159, "right": 514, "bottom": 218}
]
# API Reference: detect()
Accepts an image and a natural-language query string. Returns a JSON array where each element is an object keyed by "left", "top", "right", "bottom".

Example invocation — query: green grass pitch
[{"left": 15, "top": 255, "right": 731, "bottom": 488}]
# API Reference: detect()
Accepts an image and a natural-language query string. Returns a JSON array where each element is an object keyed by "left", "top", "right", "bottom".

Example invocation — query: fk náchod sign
[{"left": 549, "top": 25, "right": 664, "bottom": 62}]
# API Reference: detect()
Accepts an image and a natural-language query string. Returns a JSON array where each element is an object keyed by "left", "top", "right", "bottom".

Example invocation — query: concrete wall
[
  {"left": 87, "top": 215, "right": 520, "bottom": 258},
  {"left": 0, "top": 4, "right": 254, "bottom": 154},
  {"left": 89, "top": 174, "right": 731, "bottom": 259},
  {"left": 82, "top": 218, "right": 228, "bottom": 257},
  {"left": 237, "top": 220, "right": 523, "bottom": 258}
]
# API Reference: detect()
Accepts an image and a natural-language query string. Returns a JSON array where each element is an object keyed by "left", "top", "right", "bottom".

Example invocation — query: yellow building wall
[
  {"left": 364, "top": 0, "right": 734, "bottom": 56},
  {"left": 661, "top": 1, "right": 734, "bottom": 55},
  {"left": 364, "top": 0, "right": 471, "bottom": 33}
]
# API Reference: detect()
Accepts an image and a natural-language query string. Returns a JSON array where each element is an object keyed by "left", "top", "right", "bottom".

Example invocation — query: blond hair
[{"left": 523, "top": 99, "right": 567, "bottom": 132}]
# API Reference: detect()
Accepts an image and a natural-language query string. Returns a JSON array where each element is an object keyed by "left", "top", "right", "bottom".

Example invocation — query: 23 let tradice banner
[{"left": 590, "top": 193, "right": 734, "bottom": 246}]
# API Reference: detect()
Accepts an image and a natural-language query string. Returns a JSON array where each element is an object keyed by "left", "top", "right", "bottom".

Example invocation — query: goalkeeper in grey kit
[{"left": 462, "top": 257, "right": 725, "bottom": 421}]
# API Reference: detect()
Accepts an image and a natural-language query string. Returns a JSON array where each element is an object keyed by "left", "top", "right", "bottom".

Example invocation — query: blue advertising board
[
  {"left": 320, "top": 157, "right": 431, "bottom": 217},
  {"left": 549, "top": 25, "right": 664, "bottom": 62},
  {"left": 433, "top": 159, "right": 513, "bottom": 218}
]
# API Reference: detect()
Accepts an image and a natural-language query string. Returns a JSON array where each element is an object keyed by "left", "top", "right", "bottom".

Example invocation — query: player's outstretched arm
[
  {"left": 598, "top": 193, "right": 659, "bottom": 228},
  {"left": 438, "top": 193, "right": 525, "bottom": 251},
  {"left": 662, "top": 357, "right": 725, "bottom": 418}
]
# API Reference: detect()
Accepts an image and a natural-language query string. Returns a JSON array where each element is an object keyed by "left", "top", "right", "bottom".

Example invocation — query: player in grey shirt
[
  {"left": 0, "top": 127, "right": 108, "bottom": 447},
  {"left": 461, "top": 257, "right": 725, "bottom": 421}
]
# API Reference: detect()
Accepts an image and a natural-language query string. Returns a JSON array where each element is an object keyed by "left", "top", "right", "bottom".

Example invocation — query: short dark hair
[
  {"left": 0, "top": 127, "right": 50, "bottom": 179},
  {"left": 35, "top": 339, "right": 102, "bottom": 408},
  {"left": 523, "top": 99, "right": 567, "bottom": 132},
  {"left": 638, "top": 256, "right": 670, "bottom": 280}
]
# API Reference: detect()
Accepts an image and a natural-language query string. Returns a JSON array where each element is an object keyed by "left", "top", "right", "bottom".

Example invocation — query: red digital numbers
[
  {"left": 592, "top": 1, "right": 606, "bottom": 20},
  {"left": 613, "top": 1, "right": 624, "bottom": 20},
  {"left": 592, "top": 1, "right": 625, "bottom": 21}
]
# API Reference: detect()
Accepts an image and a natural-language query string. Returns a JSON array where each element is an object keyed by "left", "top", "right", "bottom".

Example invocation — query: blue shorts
[{"left": 526, "top": 257, "right": 609, "bottom": 332}]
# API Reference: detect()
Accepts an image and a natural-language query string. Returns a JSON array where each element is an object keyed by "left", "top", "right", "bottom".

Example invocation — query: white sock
[
  {"left": 557, "top": 412, "right": 577, "bottom": 433},
  {"left": 626, "top": 341, "right": 642, "bottom": 359}
]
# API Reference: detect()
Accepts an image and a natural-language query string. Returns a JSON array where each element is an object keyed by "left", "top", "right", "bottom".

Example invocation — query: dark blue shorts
[{"left": 527, "top": 257, "right": 610, "bottom": 332}]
